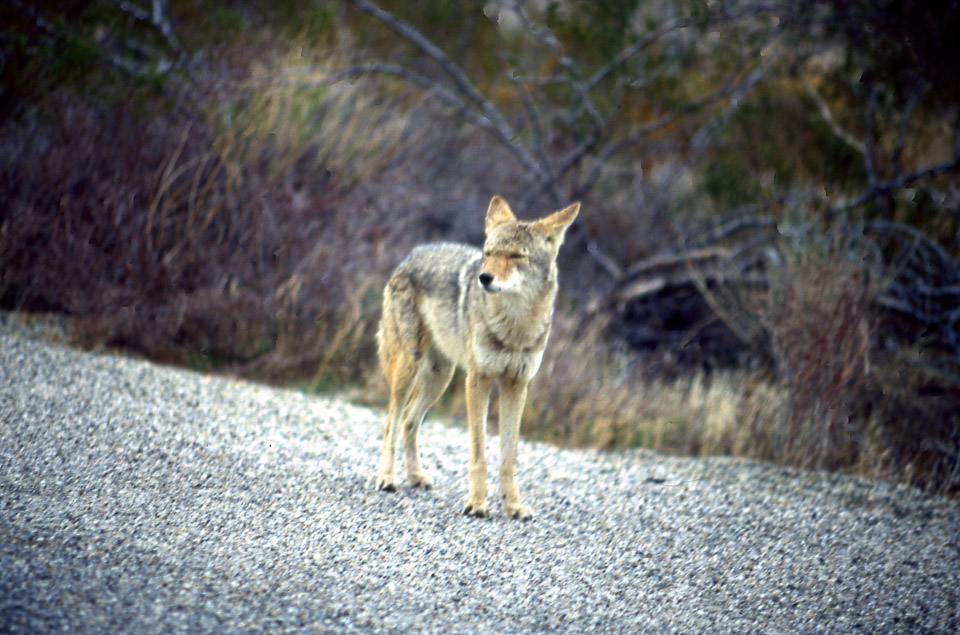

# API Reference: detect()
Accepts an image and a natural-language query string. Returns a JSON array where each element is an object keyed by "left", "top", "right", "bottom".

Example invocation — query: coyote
[{"left": 375, "top": 195, "right": 580, "bottom": 520}]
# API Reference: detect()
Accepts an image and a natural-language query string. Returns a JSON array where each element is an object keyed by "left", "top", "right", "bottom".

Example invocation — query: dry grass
[
  {"left": 522, "top": 314, "right": 792, "bottom": 458},
  {"left": 220, "top": 52, "right": 421, "bottom": 188}
]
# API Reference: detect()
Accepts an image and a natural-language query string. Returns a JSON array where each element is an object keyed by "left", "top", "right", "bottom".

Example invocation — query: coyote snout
[
  {"left": 479, "top": 238, "right": 532, "bottom": 293},
  {"left": 375, "top": 194, "right": 580, "bottom": 520},
  {"left": 477, "top": 267, "right": 518, "bottom": 293}
]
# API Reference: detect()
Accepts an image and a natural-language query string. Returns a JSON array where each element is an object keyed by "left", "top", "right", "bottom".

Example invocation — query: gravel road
[{"left": 1, "top": 314, "right": 958, "bottom": 633}]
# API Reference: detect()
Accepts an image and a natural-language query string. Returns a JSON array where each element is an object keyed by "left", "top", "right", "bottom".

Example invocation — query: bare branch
[
  {"left": 803, "top": 77, "right": 865, "bottom": 155},
  {"left": 863, "top": 83, "right": 878, "bottom": 187},
  {"left": 493, "top": 28, "right": 551, "bottom": 193},
  {"left": 520, "top": 130, "right": 599, "bottom": 210},
  {"left": 686, "top": 215, "right": 779, "bottom": 250},
  {"left": 8, "top": 0, "right": 58, "bottom": 36},
  {"left": 834, "top": 156, "right": 960, "bottom": 212},
  {"left": 262, "top": 59, "right": 560, "bottom": 188},
  {"left": 581, "top": 228, "right": 624, "bottom": 279},
  {"left": 507, "top": 2, "right": 603, "bottom": 135},
  {"left": 344, "top": 0, "right": 542, "bottom": 177},
  {"left": 284, "top": 61, "right": 545, "bottom": 178},
  {"left": 494, "top": 0, "right": 612, "bottom": 210},
  {"left": 587, "top": 18, "right": 683, "bottom": 90},
  {"left": 10, "top": 0, "right": 182, "bottom": 78},
  {"left": 587, "top": 2, "right": 783, "bottom": 90},
  {"left": 876, "top": 294, "right": 960, "bottom": 326},
  {"left": 114, "top": 0, "right": 183, "bottom": 54},
  {"left": 687, "top": 54, "right": 775, "bottom": 161},
  {"left": 151, "top": 0, "right": 180, "bottom": 51},
  {"left": 622, "top": 246, "right": 733, "bottom": 281},
  {"left": 861, "top": 219, "right": 958, "bottom": 269},
  {"left": 575, "top": 58, "right": 756, "bottom": 199},
  {"left": 892, "top": 78, "right": 927, "bottom": 175},
  {"left": 116, "top": 0, "right": 150, "bottom": 23}
]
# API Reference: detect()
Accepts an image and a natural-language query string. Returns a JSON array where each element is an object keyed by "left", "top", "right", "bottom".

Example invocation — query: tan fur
[{"left": 375, "top": 195, "right": 580, "bottom": 520}]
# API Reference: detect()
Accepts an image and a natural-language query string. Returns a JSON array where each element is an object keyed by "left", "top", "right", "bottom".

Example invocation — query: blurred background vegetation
[{"left": 2, "top": 0, "right": 959, "bottom": 493}]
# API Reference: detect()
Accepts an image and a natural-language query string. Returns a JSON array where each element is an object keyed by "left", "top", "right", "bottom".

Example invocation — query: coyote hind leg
[
  {"left": 400, "top": 351, "right": 454, "bottom": 488},
  {"left": 376, "top": 349, "right": 417, "bottom": 492}
]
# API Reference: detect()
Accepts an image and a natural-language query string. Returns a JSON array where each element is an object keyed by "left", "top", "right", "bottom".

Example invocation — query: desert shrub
[
  {"left": 757, "top": 229, "right": 877, "bottom": 470},
  {"left": 687, "top": 219, "right": 960, "bottom": 492},
  {"left": 0, "top": 76, "right": 407, "bottom": 381}
]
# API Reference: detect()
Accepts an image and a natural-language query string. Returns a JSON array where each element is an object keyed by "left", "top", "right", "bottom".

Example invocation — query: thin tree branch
[
  {"left": 687, "top": 55, "right": 775, "bottom": 162},
  {"left": 114, "top": 0, "right": 183, "bottom": 54},
  {"left": 587, "top": 18, "right": 683, "bottom": 90},
  {"left": 587, "top": 1, "right": 783, "bottom": 90},
  {"left": 344, "top": 0, "right": 543, "bottom": 178},
  {"left": 498, "top": 0, "right": 609, "bottom": 210},
  {"left": 834, "top": 156, "right": 960, "bottom": 212},
  {"left": 270, "top": 61, "right": 559, "bottom": 183},
  {"left": 493, "top": 28, "right": 552, "bottom": 192},
  {"left": 520, "top": 130, "right": 599, "bottom": 210},
  {"left": 507, "top": 2, "right": 603, "bottom": 135},
  {"left": 861, "top": 219, "right": 959, "bottom": 269},
  {"left": 575, "top": 58, "right": 755, "bottom": 200},
  {"left": 892, "top": 78, "right": 927, "bottom": 176},
  {"left": 863, "top": 83, "right": 878, "bottom": 187},
  {"left": 9, "top": 0, "right": 58, "bottom": 36},
  {"left": 803, "top": 77, "right": 865, "bottom": 155}
]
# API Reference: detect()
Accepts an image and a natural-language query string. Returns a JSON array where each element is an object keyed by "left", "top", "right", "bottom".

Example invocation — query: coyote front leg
[
  {"left": 463, "top": 370, "right": 492, "bottom": 517},
  {"left": 498, "top": 378, "right": 532, "bottom": 520}
]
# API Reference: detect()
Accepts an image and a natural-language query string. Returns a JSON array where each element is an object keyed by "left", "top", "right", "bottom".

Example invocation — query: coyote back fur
[{"left": 375, "top": 195, "right": 580, "bottom": 520}]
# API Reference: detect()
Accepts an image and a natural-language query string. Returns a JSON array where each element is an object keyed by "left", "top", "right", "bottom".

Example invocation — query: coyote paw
[
  {"left": 462, "top": 500, "right": 489, "bottom": 518},
  {"left": 505, "top": 503, "right": 534, "bottom": 521},
  {"left": 407, "top": 472, "right": 434, "bottom": 489},
  {"left": 376, "top": 475, "right": 398, "bottom": 492}
]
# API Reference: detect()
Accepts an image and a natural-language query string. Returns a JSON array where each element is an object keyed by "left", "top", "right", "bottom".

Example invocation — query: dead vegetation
[{"left": 2, "top": 0, "right": 959, "bottom": 494}]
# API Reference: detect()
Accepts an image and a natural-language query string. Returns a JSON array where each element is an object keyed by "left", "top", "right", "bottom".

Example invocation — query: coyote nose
[{"left": 478, "top": 272, "right": 493, "bottom": 287}]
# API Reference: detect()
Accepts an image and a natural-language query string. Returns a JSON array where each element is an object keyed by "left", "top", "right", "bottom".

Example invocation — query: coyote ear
[
  {"left": 538, "top": 201, "right": 580, "bottom": 246},
  {"left": 485, "top": 195, "right": 516, "bottom": 232}
]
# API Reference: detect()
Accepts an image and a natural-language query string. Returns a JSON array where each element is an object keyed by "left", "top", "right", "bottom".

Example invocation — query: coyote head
[{"left": 478, "top": 195, "right": 580, "bottom": 294}]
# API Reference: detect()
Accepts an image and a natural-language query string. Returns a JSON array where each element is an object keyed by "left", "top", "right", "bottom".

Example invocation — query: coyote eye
[{"left": 510, "top": 253, "right": 526, "bottom": 260}]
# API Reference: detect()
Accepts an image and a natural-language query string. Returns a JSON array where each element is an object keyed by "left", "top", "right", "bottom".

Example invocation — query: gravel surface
[{"left": 1, "top": 313, "right": 959, "bottom": 633}]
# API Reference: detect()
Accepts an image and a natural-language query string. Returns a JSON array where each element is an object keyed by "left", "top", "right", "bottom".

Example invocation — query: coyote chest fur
[{"left": 375, "top": 195, "right": 580, "bottom": 520}]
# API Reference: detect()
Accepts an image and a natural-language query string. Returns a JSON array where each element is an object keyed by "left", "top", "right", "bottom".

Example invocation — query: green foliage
[
  {"left": 0, "top": 0, "right": 179, "bottom": 114},
  {"left": 287, "top": 4, "right": 338, "bottom": 41},
  {"left": 171, "top": 0, "right": 344, "bottom": 45},
  {"left": 51, "top": 25, "right": 101, "bottom": 77},
  {"left": 545, "top": 0, "right": 642, "bottom": 65},
  {"left": 810, "top": 0, "right": 960, "bottom": 105},
  {"left": 701, "top": 81, "right": 872, "bottom": 210},
  {"left": 206, "top": 6, "right": 247, "bottom": 43},
  {"left": 701, "top": 146, "right": 763, "bottom": 210}
]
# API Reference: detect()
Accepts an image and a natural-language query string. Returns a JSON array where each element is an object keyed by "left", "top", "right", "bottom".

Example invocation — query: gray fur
[{"left": 375, "top": 196, "right": 580, "bottom": 520}]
